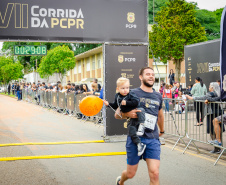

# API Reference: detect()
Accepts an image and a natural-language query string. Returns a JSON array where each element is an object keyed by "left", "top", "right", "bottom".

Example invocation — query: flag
[{"left": 220, "top": 6, "right": 226, "bottom": 100}]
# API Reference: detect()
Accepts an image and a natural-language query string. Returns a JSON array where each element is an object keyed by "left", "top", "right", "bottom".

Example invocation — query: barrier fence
[
  {"left": 21, "top": 89, "right": 103, "bottom": 124},
  {"left": 20, "top": 89, "right": 225, "bottom": 165},
  {"left": 163, "top": 98, "right": 226, "bottom": 165}
]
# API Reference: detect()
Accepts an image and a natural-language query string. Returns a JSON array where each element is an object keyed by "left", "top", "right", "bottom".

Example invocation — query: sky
[
  {"left": 186, "top": 0, "right": 226, "bottom": 11},
  {"left": 0, "top": 0, "right": 226, "bottom": 51}
]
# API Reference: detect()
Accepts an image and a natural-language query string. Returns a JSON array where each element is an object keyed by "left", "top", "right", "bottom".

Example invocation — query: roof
[{"left": 75, "top": 46, "right": 103, "bottom": 60}]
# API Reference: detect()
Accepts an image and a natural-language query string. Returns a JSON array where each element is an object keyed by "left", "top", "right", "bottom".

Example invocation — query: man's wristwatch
[{"left": 160, "top": 131, "right": 165, "bottom": 134}]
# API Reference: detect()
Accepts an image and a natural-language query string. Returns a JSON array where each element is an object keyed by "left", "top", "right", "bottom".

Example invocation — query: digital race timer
[{"left": 14, "top": 45, "right": 47, "bottom": 56}]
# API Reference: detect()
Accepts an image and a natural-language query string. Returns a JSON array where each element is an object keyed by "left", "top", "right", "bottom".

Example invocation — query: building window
[
  {"left": 97, "top": 54, "right": 101, "bottom": 69},
  {"left": 86, "top": 58, "right": 90, "bottom": 71},
  {"left": 78, "top": 62, "right": 81, "bottom": 73},
  {"left": 74, "top": 64, "right": 77, "bottom": 74},
  {"left": 92, "top": 58, "right": 95, "bottom": 70}
]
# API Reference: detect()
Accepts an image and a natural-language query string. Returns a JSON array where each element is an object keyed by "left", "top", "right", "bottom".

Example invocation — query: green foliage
[
  {"left": 195, "top": 8, "right": 223, "bottom": 40},
  {"left": 37, "top": 45, "right": 75, "bottom": 81},
  {"left": 0, "top": 56, "right": 23, "bottom": 84},
  {"left": 149, "top": 0, "right": 207, "bottom": 81},
  {"left": 74, "top": 44, "right": 101, "bottom": 56},
  {"left": 148, "top": 0, "right": 169, "bottom": 24}
]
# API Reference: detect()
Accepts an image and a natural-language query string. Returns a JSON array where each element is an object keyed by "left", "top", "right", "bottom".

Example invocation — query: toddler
[{"left": 103, "top": 77, "right": 146, "bottom": 156}]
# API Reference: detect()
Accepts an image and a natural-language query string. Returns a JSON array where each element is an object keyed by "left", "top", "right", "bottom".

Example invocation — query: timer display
[{"left": 14, "top": 45, "right": 47, "bottom": 56}]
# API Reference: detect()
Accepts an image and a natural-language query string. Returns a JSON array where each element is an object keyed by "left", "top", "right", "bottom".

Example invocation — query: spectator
[
  {"left": 91, "top": 83, "right": 100, "bottom": 96},
  {"left": 16, "top": 83, "right": 20, "bottom": 101},
  {"left": 93, "top": 78, "right": 101, "bottom": 91},
  {"left": 52, "top": 84, "right": 57, "bottom": 92},
  {"left": 171, "top": 82, "right": 178, "bottom": 99},
  {"left": 190, "top": 77, "right": 207, "bottom": 126},
  {"left": 12, "top": 83, "right": 15, "bottom": 95},
  {"left": 71, "top": 83, "right": 76, "bottom": 91},
  {"left": 176, "top": 90, "right": 186, "bottom": 113},
  {"left": 7, "top": 83, "right": 11, "bottom": 95},
  {"left": 41, "top": 82, "right": 48, "bottom": 91},
  {"left": 168, "top": 69, "right": 175, "bottom": 86},
  {"left": 66, "top": 83, "right": 72, "bottom": 93},
  {"left": 61, "top": 85, "right": 68, "bottom": 93},
  {"left": 58, "top": 84, "right": 63, "bottom": 91},
  {"left": 77, "top": 84, "right": 84, "bottom": 94},
  {"left": 162, "top": 84, "right": 172, "bottom": 113},
  {"left": 217, "top": 79, "right": 221, "bottom": 87},
  {"left": 46, "top": 83, "right": 53, "bottom": 91},
  {"left": 37, "top": 81, "right": 41, "bottom": 87},
  {"left": 82, "top": 84, "right": 90, "bottom": 95},
  {"left": 159, "top": 83, "right": 164, "bottom": 95}
]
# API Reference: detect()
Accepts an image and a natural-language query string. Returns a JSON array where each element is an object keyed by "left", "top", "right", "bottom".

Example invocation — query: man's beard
[{"left": 143, "top": 78, "right": 154, "bottom": 87}]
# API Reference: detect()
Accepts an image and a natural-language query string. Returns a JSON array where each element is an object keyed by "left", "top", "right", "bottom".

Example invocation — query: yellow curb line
[
  {"left": 0, "top": 152, "right": 127, "bottom": 161},
  {"left": 163, "top": 145, "right": 226, "bottom": 166},
  {"left": 0, "top": 140, "right": 105, "bottom": 147}
]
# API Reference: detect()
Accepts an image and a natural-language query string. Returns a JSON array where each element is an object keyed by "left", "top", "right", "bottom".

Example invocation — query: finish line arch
[{"left": 0, "top": 0, "right": 149, "bottom": 140}]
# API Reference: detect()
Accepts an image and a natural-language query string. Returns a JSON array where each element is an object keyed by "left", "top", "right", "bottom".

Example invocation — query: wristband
[{"left": 160, "top": 131, "right": 165, "bottom": 134}]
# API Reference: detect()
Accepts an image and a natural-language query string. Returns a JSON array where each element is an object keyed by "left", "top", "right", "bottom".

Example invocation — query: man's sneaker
[
  {"left": 209, "top": 147, "right": 222, "bottom": 154},
  {"left": 208, "top": 139, "right": 222, "bottom": 146},
  {"left": 137, "top": 143, "right": 146, "bottom": 156},
  {"left": 137, "top": 124, "right": 145, "bottom": 136},
  {"left": 116, "top": 176, "right": 121, "bottom": 185}
]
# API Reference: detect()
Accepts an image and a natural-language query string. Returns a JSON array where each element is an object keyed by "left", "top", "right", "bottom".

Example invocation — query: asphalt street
[{"left": 0, "top": 95, "right": 226, "bottom": 185}]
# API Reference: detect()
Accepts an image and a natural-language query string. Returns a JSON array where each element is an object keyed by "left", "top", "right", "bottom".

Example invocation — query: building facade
[{"left": 66, "top": 46, "right": 103, "bottom": 85}]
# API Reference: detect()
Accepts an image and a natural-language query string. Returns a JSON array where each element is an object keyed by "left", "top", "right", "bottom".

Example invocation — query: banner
[
  {"left": 185, "top": 39, "right": 220, "bottom": 89},
  {"left": 58, "top": 92, "right": 66, "bottom": 109},
  {"left": 75, "top": 94, "right": 86, "bottom": 113},
  {"left": 0, "top": 0, "right": 148, "bottom": 43},
  {"left": 220, "top": 7, "right": 226, "bottom": 100},
  {"left": 51, "top": 92, "right": 58, "bottom": 107},
  {"left": 104, "top": 45, "right": 148, "bottom": 136},
  {"left": 67, "top": 93, "right": 75, "bottom": 111}
]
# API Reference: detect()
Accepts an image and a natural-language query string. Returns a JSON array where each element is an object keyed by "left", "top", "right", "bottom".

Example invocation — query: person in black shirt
[
  {"left": 103, "top": 77, "right": 146, "bottom": 156},
  {"left": 168, "top": 69, "right": 175, "bottom": 86},
  {"left": 46, "top": 83, "right": 53, "bottom": 91},
  {"left": 114, "top": 67, "right": 164, "bottom": 185}
]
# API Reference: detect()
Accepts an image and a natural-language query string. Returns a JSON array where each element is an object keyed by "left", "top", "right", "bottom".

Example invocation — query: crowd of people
[
  {"left": 7, "top": 78, "right": 102, "bottom": 102},
  {"left": 159, "top": 73, "right": 224, "bottom": 154}
]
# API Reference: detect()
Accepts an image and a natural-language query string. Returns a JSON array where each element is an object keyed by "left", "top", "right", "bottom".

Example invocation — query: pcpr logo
[
  {"left": 126, "top": 12, "right": 137, "bottom": 29},
  {"left": 118, "top": 55, "right": 136, "bottom": 63}
]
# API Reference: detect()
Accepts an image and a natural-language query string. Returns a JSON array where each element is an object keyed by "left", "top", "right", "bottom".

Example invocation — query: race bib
[{"left": 144, "top": 113, "right": 157, "bottom": 130}]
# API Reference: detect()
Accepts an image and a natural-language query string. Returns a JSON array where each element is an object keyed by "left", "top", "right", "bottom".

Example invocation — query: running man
[{"left": 115, "top": 67, "right": 164, "bottom": 185}]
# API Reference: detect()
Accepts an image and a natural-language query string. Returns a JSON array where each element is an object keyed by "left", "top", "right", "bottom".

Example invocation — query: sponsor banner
[
  {"left": 75, "top": 94, "right": 86, "bottom": 113},
  {"left": 51, "top": 92, "right": 58, "bottom": 107},
  {"left": 185, "top": 39, "right": 220, "bottom": 89},
  {"left": 220, "top": 7, "right": 226, "bottom": 100},
  {"left": 67, "top": 93, "right": 75, "bottom": 111},
  {"left": 104, "top": 45, "right": 148, "bottom": 136},
  {"left": 58, "top": 92, "right": 66, "bottom": 109},
  {"left": 0, "top": 0, "right": 148, "bottom": 43},
  {"left": 46, "top": 91, "right": 51, "bottom": 105}
]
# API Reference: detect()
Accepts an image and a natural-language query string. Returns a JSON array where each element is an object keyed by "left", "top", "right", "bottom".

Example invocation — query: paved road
[{"left": 0, "top": 95, "right": 226, "bottom": 185}]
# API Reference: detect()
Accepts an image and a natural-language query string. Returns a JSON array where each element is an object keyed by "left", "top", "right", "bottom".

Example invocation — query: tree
[
  {"left": 195, "top": 8, "right": 223, "bottom": 40},
  {"left": 0, "top": 56, "right": 23, "bottom": 85},
  {"left": 148, "top": 0, "right": 169, "bottom": 24},
  {"left": 73, "top": 43, "right": 101, "bottom": 56},
  {"left": 149, "top": 0, "right": 207, "bottom": 81},
  {"left": 37, "top": 45, "right": 75, "bottom": 82}
]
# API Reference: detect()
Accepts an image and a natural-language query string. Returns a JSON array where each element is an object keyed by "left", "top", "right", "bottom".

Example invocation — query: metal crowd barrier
[
  {"left": 20, "top": 90, "right": 103, "bottom": 125},
  {"left": 163, "top": 98, "right": 187, "bottom": 149},
  {"left": 163, "top": 98, "right": 226, "bottom": 165}
]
